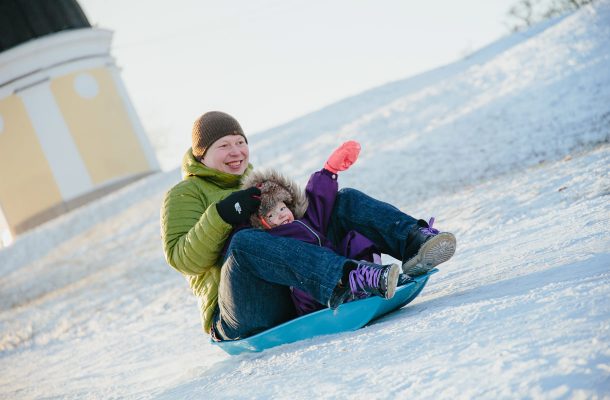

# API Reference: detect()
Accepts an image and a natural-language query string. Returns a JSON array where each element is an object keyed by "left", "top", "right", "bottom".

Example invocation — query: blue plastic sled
[{"left": 212, "top": 269, "right": 437, "bottom": 355}]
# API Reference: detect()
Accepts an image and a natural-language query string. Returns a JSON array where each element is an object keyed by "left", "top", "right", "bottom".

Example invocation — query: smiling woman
[
  {"left": 201, "top": 135, "right": 249, "bottom": 175},
  {"left": 192, "top": 111, "right": 250, "bottom": 175}
]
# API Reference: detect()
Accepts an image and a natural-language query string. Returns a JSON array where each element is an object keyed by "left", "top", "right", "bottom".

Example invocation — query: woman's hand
[{"left": 216, "top": 187, "right": 262, "bottom": 225}]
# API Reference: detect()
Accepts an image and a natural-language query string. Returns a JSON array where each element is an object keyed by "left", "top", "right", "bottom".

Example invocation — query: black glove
[{"left": 216, "top": 187, "right": 262, "bottom": 225}]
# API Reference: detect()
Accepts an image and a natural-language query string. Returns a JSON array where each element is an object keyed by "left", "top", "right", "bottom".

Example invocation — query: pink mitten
[{"left": 324, "top": 141, "right": 361, "bottom": 173}]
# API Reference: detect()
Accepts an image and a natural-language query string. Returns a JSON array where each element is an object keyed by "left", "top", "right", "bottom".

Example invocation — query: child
[{"left": 242, "top": 141, "right": 454, "bottom": 316}]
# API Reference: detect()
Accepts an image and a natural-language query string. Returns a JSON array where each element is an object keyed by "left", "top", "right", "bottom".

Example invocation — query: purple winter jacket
[{"left": 242, "top": 168, "right": 379, "bottom": 315}]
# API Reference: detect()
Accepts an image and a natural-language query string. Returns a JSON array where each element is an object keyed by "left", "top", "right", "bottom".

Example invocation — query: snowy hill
[
  {"left": 1, "top": 3, "right": 609, "bottom": 399},
  {"left": 250, "top": 3, "right": 610, "bottom": 204}
]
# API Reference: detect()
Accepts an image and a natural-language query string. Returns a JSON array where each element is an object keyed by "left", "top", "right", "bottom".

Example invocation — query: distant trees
[{"left": 506, "top": 0, "right": 595, "bottom": 31}]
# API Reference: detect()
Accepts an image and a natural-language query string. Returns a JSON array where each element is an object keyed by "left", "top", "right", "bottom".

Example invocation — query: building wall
[
  {"left": 0, "top": 28, "right": 159, "bottom": 245},
  {"left": 51, "top": 67, "right": 151, "bottom": 185},
  {"left": 0, "top": 95, "right": 64, "bottom": 228}
]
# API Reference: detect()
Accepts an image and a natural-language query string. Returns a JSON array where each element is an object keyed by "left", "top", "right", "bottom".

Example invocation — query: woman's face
[
  {"left": 265, "top": 201, "right": 295, "bottom": 228},
  {"left": 201, "top": 135, "right": 249, "bottom": 175}
]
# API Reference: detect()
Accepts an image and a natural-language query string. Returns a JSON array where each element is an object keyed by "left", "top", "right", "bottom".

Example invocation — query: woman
[{"left": 160, "top": 111, "right": 456, "bottom": 341}]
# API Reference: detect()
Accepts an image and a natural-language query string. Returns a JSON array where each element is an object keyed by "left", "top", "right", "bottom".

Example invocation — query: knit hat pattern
[
  {"left": 241, "top": 169, "right": 309, "bottom": 229},
  {"left": 192, "top": 111, "right": 247, "bottom": 159}
]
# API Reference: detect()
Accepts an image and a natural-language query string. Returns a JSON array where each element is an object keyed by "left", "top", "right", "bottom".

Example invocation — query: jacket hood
[{"left": 241, "top": 169, "right": 308, "bottom": 228}]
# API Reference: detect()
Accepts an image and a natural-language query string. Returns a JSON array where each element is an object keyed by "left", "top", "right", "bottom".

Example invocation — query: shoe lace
[
  {"left": 420, "top": 217, "right": 439, "bottom": 236},
  {"left": 348, "top": 264, "right": 381, "bottom": 294}
]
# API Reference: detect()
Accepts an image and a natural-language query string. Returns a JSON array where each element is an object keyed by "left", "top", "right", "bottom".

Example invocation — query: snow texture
[{"left": 1, "top": 3, "right": 609, "bottom": 399}]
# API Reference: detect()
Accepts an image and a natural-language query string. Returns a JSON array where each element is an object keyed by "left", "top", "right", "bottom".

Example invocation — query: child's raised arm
[
  {"left": 304, "top": 141, "right": 361, "bottom": 232},
  {"left": 324, "top": 141, "right": 361, "bottom": 174}
]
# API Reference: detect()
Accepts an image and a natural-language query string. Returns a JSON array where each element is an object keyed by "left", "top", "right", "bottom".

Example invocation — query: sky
[{"left": 78, "top": 0, "right": 517, "bottom": 169}]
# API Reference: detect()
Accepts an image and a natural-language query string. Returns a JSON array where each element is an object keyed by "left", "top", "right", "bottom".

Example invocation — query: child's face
[{"left": 265, "top": 201, "right": 294, "bottom": 228}]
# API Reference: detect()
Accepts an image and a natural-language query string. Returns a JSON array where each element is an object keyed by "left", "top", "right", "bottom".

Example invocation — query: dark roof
[{"left": 0, "top": 0, "right": 91, "bottom": 52}]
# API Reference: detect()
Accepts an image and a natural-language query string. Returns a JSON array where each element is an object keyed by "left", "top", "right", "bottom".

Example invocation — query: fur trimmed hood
[{"left": 241, "top": 169, "right": 309, "bottom": 229}]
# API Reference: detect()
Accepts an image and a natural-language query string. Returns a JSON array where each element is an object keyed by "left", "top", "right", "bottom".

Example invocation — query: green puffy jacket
[{"left": 160, "top": 148, "right": 253, "bottom": 333}]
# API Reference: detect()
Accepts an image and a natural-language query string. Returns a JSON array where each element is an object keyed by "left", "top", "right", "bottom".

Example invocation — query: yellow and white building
[{"left": 0, "top": 15, "right": 159, "bottom": 246}]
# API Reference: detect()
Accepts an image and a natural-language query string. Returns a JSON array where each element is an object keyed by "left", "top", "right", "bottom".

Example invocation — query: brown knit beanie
[{"left": 192, "top": 111, "right": 247, "bottom": 159}]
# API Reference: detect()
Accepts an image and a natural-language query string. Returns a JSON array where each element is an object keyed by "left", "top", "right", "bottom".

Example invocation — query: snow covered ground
[{"left": 1, "top": 2, "right": 609, "bottom": 399}]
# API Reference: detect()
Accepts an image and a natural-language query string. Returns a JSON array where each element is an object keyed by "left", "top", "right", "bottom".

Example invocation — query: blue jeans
[{"left": 213, "top": 188, "right": 418, "bottom": 340}]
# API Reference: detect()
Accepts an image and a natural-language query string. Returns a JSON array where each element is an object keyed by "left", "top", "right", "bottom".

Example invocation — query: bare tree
[
  {"left": 506, "top": 0, "right": 595, "bottom": 32},
  {"left": 508, "top": 0, "right": 535, "bottom": 32}
]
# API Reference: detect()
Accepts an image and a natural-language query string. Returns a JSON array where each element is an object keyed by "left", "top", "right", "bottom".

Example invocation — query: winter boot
[
  {"left": 328, "top": 261, "right": 400, "bottom": 310},
  {"left": 397, "top": 273, "right": 416, "bottom": 286},
  {"left": 402, "top": 217, "right": 456, "bottom": 276}
]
